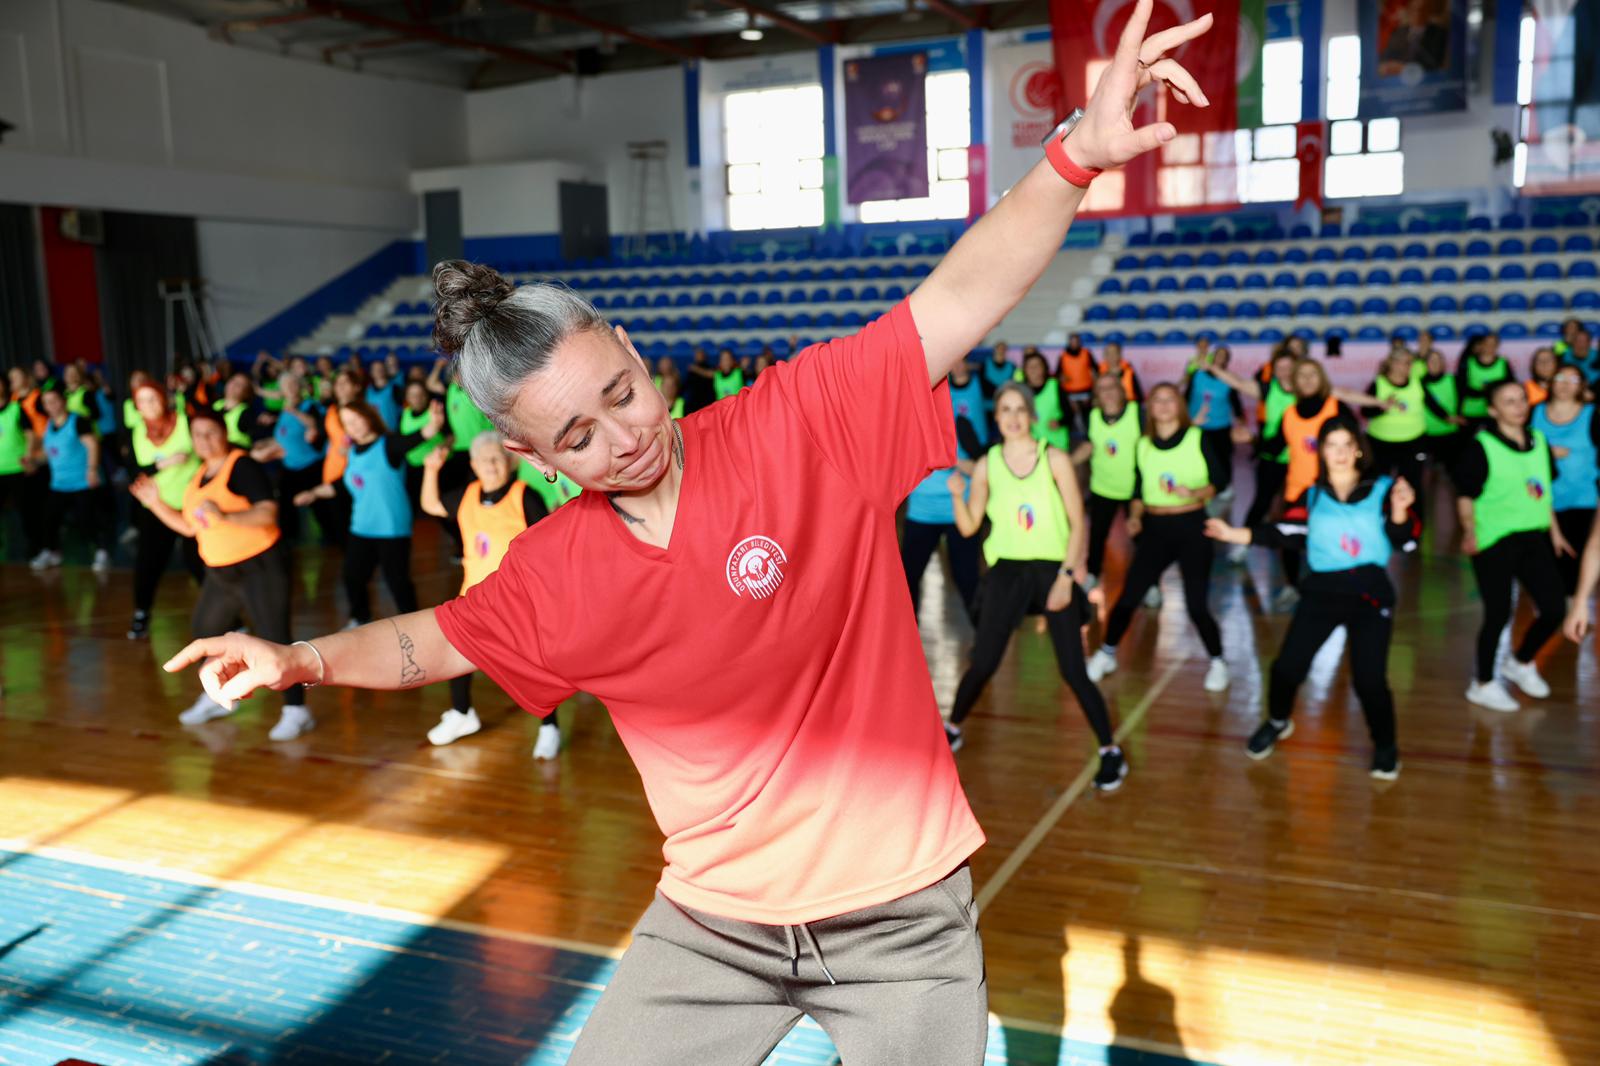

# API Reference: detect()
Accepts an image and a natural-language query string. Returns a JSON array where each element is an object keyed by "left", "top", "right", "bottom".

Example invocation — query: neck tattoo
[{"left": 608, "top": 422, "right": 685, "bottom": 528}]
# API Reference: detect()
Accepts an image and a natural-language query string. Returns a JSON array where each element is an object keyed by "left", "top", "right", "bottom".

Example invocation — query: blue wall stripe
[
  {"left": 684, "top": 61, "right": 702, "bottom": 169},
  {"left": 1299, "top": 0, "right": 1324, "bottom": 123},
  {"left": 819, "top": 44, "right": 837, "bottom": 158},
  {"left": 966, "top": 27, "right": 986, "bottom": 146}
]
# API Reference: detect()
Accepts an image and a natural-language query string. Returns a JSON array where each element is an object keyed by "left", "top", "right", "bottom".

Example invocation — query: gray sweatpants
[{"left": 567, "top": 863, "right": 988, "bottom": 1066}]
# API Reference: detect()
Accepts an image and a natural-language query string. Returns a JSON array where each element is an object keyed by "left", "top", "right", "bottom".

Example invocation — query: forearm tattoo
[{"left": 391, "top": 619, "right": 427, "bottom": 687}]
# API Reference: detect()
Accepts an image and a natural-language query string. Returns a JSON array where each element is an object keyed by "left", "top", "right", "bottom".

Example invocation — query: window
[
  {"left": 1323, "top": 35, "right": 1404, "bottom": 198},
  {"left": 724, "top": 85, "right": 825, "bottom": 231},
  {"left": 859, "top": 70, "right": 971, "bottom": 223},
  {"left": 1260, "top": 40, "right": 1304, "bottom": 125},
  {"left": 1512, "top": 12, "right": 1596, "bottom": 190}
]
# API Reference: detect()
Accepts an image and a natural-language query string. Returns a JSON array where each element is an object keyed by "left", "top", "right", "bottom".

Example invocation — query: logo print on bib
[
  {"left": 726, "top": 535, "right": 788, "bottom": 600},
  {"left": 474, "top": 532, "right": 491, "bottom": 558},
  {"left": 1339, "top": 533, "right": 1362, "bottom": 558},
  {"left": 1105, "top": 440, "right": 1118, "bottom": 457},
  {"left": 352, "top": 474, "right": 366, "bottom": 490},
  {"left": 1017, "top": 504, "right": 1036, "bottom": 531},
  {"left": 1526, "top": 478, "right": 1545, "bottom": 501},
  {"left": 1159, "top": 473, "right": 1178, "bottom": 495},
  {"left": 1301, "top": 435, "right": 1319, "bottom": 454}
]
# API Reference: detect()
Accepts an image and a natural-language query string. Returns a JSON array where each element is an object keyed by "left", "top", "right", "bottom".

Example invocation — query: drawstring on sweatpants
[{"left": 783, "top": 922, "right": 836, "bottom": 985}]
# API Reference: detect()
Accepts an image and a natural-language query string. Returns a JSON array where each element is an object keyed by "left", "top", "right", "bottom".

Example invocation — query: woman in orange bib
[
  {"left": 130, "top": 409, "right": 313, "bottom": 742},
  {"left": 1057, "top": 332, "right": 1097, "bottom": 433},
  {"left": 418, "top": 431, "right": 558, "bottom": 758}
]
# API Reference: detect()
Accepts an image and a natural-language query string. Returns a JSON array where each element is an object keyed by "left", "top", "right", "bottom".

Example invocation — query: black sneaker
[
  {"left": 944, "top": 722, "right": 964, "bottom": 752},
  {"left": 1094, "top": 747, "right": 1128, "bottom": 792},
  {"left": 1370, "top": 746, "right": 1401, "bottom": 781},
  {"left": 1245, "top": 718, "right": 1294, "bottom": 760},
  {"left": 127, "top": 611, "right": 150, "bottom": 640}
]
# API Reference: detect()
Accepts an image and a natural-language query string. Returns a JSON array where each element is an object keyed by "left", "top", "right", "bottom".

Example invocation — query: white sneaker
[
  {"left": 1500, "top": 658, "right": 1550, "bottom": 699},
  {"left": 268, "top": 704, "right": 315, "bottom": 741},
  {"left": 29, "top": 549, "right": 62, "bottom": 571},
  {"left": 178, "top": 692, "right": 234, "bottom": 726},
  {"left": 1142, "top": 585, "right": 1163, "bottom": 610},
  {"left": 1466, "top": 679, "right": 1520, "bottom": 713},
  {"left": 428, "top": 708, "right": 481, "bottom": 746},
  {"left": 532, "top": 721, "right": 562, "bottom": 761},
  {"left": 1203, "top": 657, "right": 1231, "bottom": 692},
  {"left": 92, "top": 549, "right": 111, "bottom": 572},
  {"left": 1087, "top": 647, "right": 1118, "bottom": 682},
  {"left": 1226, "top": 543, "right": 1249, "bottom": 566}
]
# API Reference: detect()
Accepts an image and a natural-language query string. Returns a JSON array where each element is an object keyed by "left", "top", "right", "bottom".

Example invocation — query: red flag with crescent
[{"left": 1296, "top": 120, "right": 1324, "bottom": 210}]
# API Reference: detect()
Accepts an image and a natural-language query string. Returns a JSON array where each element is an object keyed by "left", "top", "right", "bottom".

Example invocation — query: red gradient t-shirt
[{"left": 435, "top": 300, "right": 985, "bottom": 924}]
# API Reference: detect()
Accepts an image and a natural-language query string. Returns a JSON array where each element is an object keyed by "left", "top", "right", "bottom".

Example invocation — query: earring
[{"left": 543, "top": 470, "right": 558, "bottom": 484}]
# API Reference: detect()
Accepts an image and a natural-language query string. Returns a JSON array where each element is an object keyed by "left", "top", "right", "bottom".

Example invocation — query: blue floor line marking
[{"left": 0, "top": 849, "right": 1214, "bottom": 1066}]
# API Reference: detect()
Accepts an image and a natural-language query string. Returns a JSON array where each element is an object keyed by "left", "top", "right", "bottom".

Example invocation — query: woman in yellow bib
[
  {"left": 1086, "top": 383, "right": 1231, "bottom": 692},
  {"left": 1453, "top": 379, "right": 1572, "bottom": 713},
  {"left": 130, "top": 409, "right": 313, "bottom": 742},
  {"left": 946, "top": 382, "right": 1126, "bottom": 791},
  {"left": 420, "top": 432, "right": 560, "bottom": 759}
]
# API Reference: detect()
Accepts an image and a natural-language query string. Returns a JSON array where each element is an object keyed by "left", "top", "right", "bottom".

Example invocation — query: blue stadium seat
[
  {"left": 1401, "top": 242, "right": 1429, "bottom": 259},
  {"left": 838, "top": 265, "right": 862, "bottom": 280},
  {"left": 762, "top": 289, "right": 784, "bottom": 304},
  {"left": 1334, "top": 269, "right": 1362, "bottom": 287},
  {"left": 1204, "top": 301, "right": 1232, "bottom": 319},
  {"left": 1254, "top": 249, "right": 1281, "bottom": 265},
  {"left": 790, "top": 311, "right": 813, "bottom": 328},
  {"left": 815, "top": 311, "right": 840, "bottom": 328},
  {"left": 1500, "top": 322, "right": 1529, "bottom": 338},
  {"left": 1303, "top": 269, "right": 1331, "bottom": 288},
  {"left": 1392, "top": 325, "right": 1419, "bottom": 342},
  {"left": 718, "top": 314, "right": 740, "bottom": 330},
  {"left": 694, "top": 314, "right": 717, "bottom": 331},
  {"left": 1398, "top": 267, "right": 1425, "bottom": 285},
  {"left": 1115, "top": 303, "right": 1141, "bottom": 321},
  {"left": 841, "top": 310, "right": 865, "bottom": 327},
  {"left": 880, "top": 284, "right": 903, "bottom": 300},
  {"left": 1573, "top": 292, "right": 1600, "bottom": 309},
  {"left": 1284, "top": 247, "right": 1310, "bottom": 264},
  {"left": 632, "top": 294, "right": 652, "bottom": 308},
  {"left": 1464, "top": 265, "right": 1492, "bottom": 283},
  {"left": 1465, "top": 239, "right": 1493, "bottom": 258},
  {"left": 674, "top": 293, "right": 694, "bottom": 307},
  {"left": 1340, "top": 245, "right": 1368, "bottom": 261},
  {"left": 1570, "top": 261, "right": 1598, "bottom": 279},
  {"left": 1405, "top": 219, "right": 1433, "bottom": 235},
  {"left": 1149, "top": 276, "right": 1175, "bottom": 293},
  {"left": 1437, "top": 218, "right": 1465, "bottom": 233},
  {"left": 1325, "top": 325, "right": 1351, "bottom": 340},
  {"left": 1320, "top": 223, "right": 1344, "bottom": 238},
  {"left": 1153, "top": 231, "right": 1177, "bottom": 246},
  {"left": 1498, "top": 213, "right": 1525, "bottom": 229},
  {"left": 1295, "top": 298, "right": 1325, "bottom": 316},
  {"left": 1530, "top": 236, "right": 1559, "bottom": 255},
  {"left": 1531, "top": 262, "right": 1562, "bottom": 280},
  {"left": 1498, "top": 263, "right": 1528, "bottom": 281},
  {"left": 740, "top": 290, "right": 762, "bottom": 305},
  {"left": 1144, "top": 253, "right": 1169, "bottom": 269},
  {"left": 717, "top": 291, "right": 737, "bottom": 306},
  {"left": 1461, "top": 294, "right": 1491, "bottom": 313},
  {"left": 1224, "top": 251, "right": 1250, "bottom": 266},
  {"left": 1257, "top": 327, "right": 1286, "bottom": 342},
  {"left": 1395, "top": 296, "right": 1423, "bottom": 315},
  {"left": 1497, "top": 238, "right": 1526, "bottom": 256},
  {"left": 1127, "top": 276, "right": 1152, "bottom": 293},
  {"left": 1235, "top": 300, "right": 1263, "bottom": 319},
  {"left": 1084, "top": 305, "right": 1112, "bottom": 322},
  {"left": 1350, "top": 221, "right": 1374, "bottom": 237},
  {"left": 1164, "top": 329, "right": 1192, "bottom": 343},
  {"left": 1272, "top": 271, "right": 1299, "bottom": 289},
  {"left": 815, "top": 266, "right": 840, "bottom": 281},
  {"left": 1226, "top": 328, "right": 1254, "bottom": 343},
  {"left": 1429, "top": 323, "right": 1456, "bottom": 339},
  {"left": 1311, "top": 246, "right": 1337, "bottom": 263},
  {"left": 1532, "top": 212, "right": 1558, "bottom": 228},
  {"left": 671, "top": 315, "right": 693, "bottom": 331},
  {"left": 1133, "top": 330, "right": 1160, "bottom": 344},
  {"left": 1463, "top": 322, "right": 1491, "bottom": 337},
  {"left": 1357, "top": 325, "right": 1386, "bottom": 341},
  {"left": 1290, "top": 224, "right": 1314, "bottom": 239},
  {"left": 1376, "top": 221, "right": 1402, "bottom": 237},
  {"left": 1371, "top": 243, "right": 1398, "bottom": 260},
  {"left": 1208, "top": 228, "right": 1231, "bottom": 244},
  {"left": 1534, "top": 291, "right": 1565, "bottom": 311},
  {"left": 1329, "top": 297, "right": 1357, "bottom": 316},
  {"left": 1266, "top": 299, "right": 1293, "bottom": 317},
  {"left": 1536, "top": 321, "right": 1563, "bottom": 337},
  {"left": 1564, "top": 234, "right": 1595, "bottom": 253},
  {"left": 767, "top": 312, "right": 789, "bottom": 328},
  {"left": 1467, "top": 215, "right": 1493, "bottom": 231},
  {"left": 856, "top": 285, "right": 878, "bottom": 300},
  {"left": 1145, "top": 303, "right": 1172, "bottom": 321},
  {"left": 1433, "top": 240, "right": 1461, "bottom": 258},
  {"left": 1199, "top": 251, "right": 1224, "bottom": 267},
  {"left": 1213, "top": 274, "right": 1240, "bottom": 291},
  {"left": 1241, "top": 273, "right": 1268, "bottom": 290},
  {"left": 1128, "top": 232, "right": 1152, "bottom": 246},
  {"left": 1174, "top": 302, "right": 1201, "bottom": 320},
  {"left": 1367, "top": 268, "right": 1395, "bottom": 286},
  {"left": 1429, "top": 295, "right": 1461, "bottom": 313},
  {"left": 862, "top": 264, "right": 886, "bottom": 280},
  {"left": 1560, "top": 210, "right": 1588, "bottom": 227},
  {"left": 1170, "top": 252, "right": 1197, "bottom": 268},
  {"left": 1361, "top": 297, "right": 1390, "bottom": 314},
  {"left": 1497, "top": 293, "right": 1529, "bottom": 311},
  {"left": 1098, "top": 278, "right": 1124, "bottom": 294},
  {"left": 807, "top": 287, "right": 829, "bottom": 302},
  {"left": 886, "top": 263, "right": 910, "bottom": 278}
]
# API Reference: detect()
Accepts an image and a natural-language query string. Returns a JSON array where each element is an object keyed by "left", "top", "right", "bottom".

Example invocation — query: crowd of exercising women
[{"left": 3, "top": 314, "right": 1598, "bottom": 782}]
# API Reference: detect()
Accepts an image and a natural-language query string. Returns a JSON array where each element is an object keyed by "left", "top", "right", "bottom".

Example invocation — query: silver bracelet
[{"left": 292, "top": 640, "right": 326, "bottom": 688}]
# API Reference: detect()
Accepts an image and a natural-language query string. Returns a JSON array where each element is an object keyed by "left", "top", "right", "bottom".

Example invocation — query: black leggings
[
  {"left": 900, "top": 519, "right": 980, "bottom": 620},
  {"left": 1555, "top": 509, "right": 1596, "bottom": 595},
  {"left": 1200, "top": 428, "right": 1235, "bottom": 495},
  {"left": 1103, "top": 509, "right": 1223, "bottom": 657},
  {"left": 193, "top": 541, "right": 304, "bottom": 707},
  {"left": 949, "top": 560, "right": 1114, "bottom": 745},
  {"left": 132, "top": 504, "right": 204, "bottom": 613},
  {"left": 43, "top": 487, "right": 113, "bottom": 554},
  {"left": 0, "top": 472, "right": 36, "bottom": 557},
  {"left": 280, "top": 463, "right": 348, "bottom": 547},
  {"left": 1086, "top": 492, "right": 1131, "bottom": 579},
  {"left": 1243, "top": 459, "right": 1286, "bottom": 529},
  {"left": 1469, "top": 530, "right": 1566, "bottom": 683},
  {"left": 1369, "top": 436, "right": 1427, "bottom": 493},
  {"left": 1269, "top": 588, "right": 1397, "bottom": 748},
  {"left": 344, "top": 534, "right": 417, "bottom": 624}
]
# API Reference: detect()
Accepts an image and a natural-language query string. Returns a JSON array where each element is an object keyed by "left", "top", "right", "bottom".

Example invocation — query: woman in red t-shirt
[{"left": 164, "top": 7, "right": 1218, "bottom": 1059}]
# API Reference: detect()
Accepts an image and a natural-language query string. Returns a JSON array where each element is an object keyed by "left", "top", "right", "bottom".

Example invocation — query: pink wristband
[{"left": 1045, "top": 133, "right": 1102, "bottom": 189}]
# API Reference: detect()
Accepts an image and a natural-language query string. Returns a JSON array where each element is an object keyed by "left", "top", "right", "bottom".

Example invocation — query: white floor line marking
[{"left": 974, "top": 657, "right": 1186, "bottom": 913}]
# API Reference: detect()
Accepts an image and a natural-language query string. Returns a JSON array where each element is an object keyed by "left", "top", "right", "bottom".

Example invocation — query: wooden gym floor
[{"left": 0, "top": 469, "right": 1595, "bottom": 1066}]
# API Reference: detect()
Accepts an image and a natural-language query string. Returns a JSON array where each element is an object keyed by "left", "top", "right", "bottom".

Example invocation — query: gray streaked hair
[
  {"left": 431, "top": 260, "right": 609, "bottom": 437},
  {"left": 468, "top": 429, "right": 507, "bottom": 459}
]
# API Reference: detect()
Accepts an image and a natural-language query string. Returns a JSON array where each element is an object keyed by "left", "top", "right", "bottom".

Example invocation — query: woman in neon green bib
[
  {"left": 1070, "top": 371, "right": 1142, "bottom": 590},
  {"left": 946, "top": 381, "right": 1126, "bottom": 791},
  {"left": 1453, "top": 379, "right": 1571, "bottom": 713},
  {"left": 126, "top": 383, "right": 205, "bottom": 639}
]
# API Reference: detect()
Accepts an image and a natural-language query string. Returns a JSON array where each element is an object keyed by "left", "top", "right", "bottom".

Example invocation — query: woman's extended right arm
[{"left": 164, "top": 608, "right": 476, "bottom": 705}]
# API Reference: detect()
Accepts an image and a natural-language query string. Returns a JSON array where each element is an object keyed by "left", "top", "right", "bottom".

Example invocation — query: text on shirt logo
[{"left": 726, "top": 535, "right": 789, "bottom": 600}]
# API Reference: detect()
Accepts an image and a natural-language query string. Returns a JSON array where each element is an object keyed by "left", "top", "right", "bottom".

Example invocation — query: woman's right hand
[
  {"left": 1203, "top": 517, "right": 1247, "bottom": 544},
  {"left": 423, "top": 443, "right": 448, "bottom": 472},
  {"left": 1565, "top": 601, "right": 1590, "bottom": 643},
  {"left": 164, "top": 633, "right": 315, "bottom": 708},
  {"left": 946, "top": 471, "right": 967, "bottom": 497},
  {"left": 1127, "top": 515, "right": 1143, "bottom": 538},
  {"left": 292, "top": 490, "right": 317, "bottom": 508},
  {"left": 129, "top": 476, "right": 159, "bottom": 507}
]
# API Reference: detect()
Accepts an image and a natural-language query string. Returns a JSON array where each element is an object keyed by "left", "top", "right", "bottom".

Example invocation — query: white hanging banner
[{"left": 985, "top": 32, "right": 1059, "bottom": 203}]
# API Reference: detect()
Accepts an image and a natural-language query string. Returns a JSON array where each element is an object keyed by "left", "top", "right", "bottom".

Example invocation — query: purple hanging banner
[{"left": 843, "top": 52, "right": 929, "bottom": 204}]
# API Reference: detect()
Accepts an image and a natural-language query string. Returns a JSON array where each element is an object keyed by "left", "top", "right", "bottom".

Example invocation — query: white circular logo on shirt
[{"left": 726, "top": 535, "right": 789, "bottom": 600}]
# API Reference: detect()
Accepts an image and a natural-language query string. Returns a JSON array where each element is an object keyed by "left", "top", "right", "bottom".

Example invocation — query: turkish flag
[
  {"left": 1049, "top": 0, "right": 1239, "bottom": 216},
  {"left": 1296, "top": 120, "right": 1324, "bottom": 210}
]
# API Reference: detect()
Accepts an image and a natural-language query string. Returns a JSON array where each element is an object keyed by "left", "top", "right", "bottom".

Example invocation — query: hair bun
[{"left": 432, "top": 260, "right": 513, "bottom": 355}]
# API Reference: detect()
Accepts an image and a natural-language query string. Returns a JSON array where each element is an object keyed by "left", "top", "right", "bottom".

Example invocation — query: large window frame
[
  {"left": 857, "top": 69, "right": 972, "bottom": 223},
  {"left": 1323, "top": 34, "right": 1405, "bottom": 199},
  {"left": 723, "top": 84, "right": 826, "bottom": 232}
]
